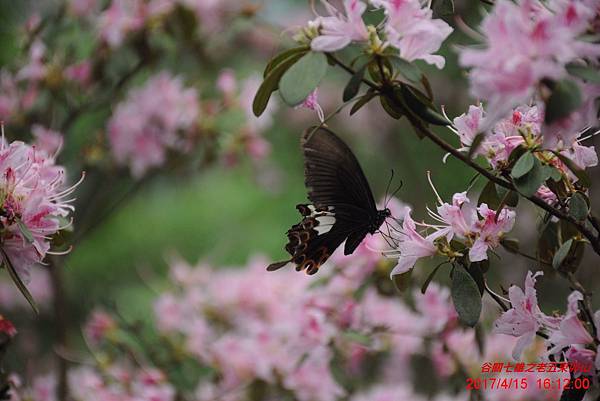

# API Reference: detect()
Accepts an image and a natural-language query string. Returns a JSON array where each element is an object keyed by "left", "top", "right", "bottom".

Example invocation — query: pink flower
[
  {"left": 84, "top": 309, "right": 116, "bottom": 345},
  {"left": 493, "top": 271, "right": 556, "bottom": 359},
  {"left": 69, "top": 0, "right": 99, "bottom": 16},
  {"left": 389, "top": 209, "right": 449, "bottom": 276},
  {"left": 546, "top": 291, "right": 594, "bottom": 355},
  {"left": 32, "top": 125, "right": 63, "bottom": 157},
  {"left": 436, "top": 192, "right": 476, "bottom": 238},
  {"left": 64, "top": 61, "right": 92, "bottom": 87},
  {"left": 374, "top": 0, "right": 453, "bottom": 68},
  {"left": 108, "top": 72, "right": 199, "bottom": 177},
  {"left": 469, "top": 204, "right": 515, "bottom": 262},
  {"left": 310, "top": 0, "right": 369, "bottom": 52},
  {"left": 283, "top": 347, "right": 346, "bottom": 401},
  {"left": 216, "top": 68, "right": 237, "bottom": 100},
  {"left": 0, "top": 138, "right": 79, "bottom": 281},
  {"left": 97, "top": 0, "right": 146, "bottom": 48},
  {"left": 16, "top": 40, "right": 46, "bottom": 82},
  {"left": 459, "top": 0, "right": 600, "bottom": 126},
  {"left": 296, "top": 89, "right": 325, "bottom": 122}
]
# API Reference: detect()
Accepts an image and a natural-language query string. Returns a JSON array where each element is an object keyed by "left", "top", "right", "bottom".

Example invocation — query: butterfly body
[{"left": 267, "top": 127, "right": 390, "bottom": 275}]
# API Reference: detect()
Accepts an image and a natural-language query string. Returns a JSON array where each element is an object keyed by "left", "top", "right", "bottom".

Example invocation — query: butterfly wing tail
[{"left": 267, "top": 260, "right": 291, "bottom": 271}]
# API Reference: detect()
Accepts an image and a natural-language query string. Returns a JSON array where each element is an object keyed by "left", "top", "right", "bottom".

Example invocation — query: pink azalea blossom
[
  {"left": 84, "top": 309, "right": 116, "bottom": 345},
  {"left": 493, "top": 271, "right": 557, "bottom": 359},
  {"left": 296, "top": 89, "right": 325, "bottom": 122},
  {"left": 0, "top": 138, "right": 79, "bottom": 281},
  {"left": 546, "top": 291, "right": 594, "bottom": 355},
  {"left": 64, "top": 60, "right": 92, "bottom": 87},
  {"left": 459, "top": 0, "right": 600, "bottom": 126},
  {"left": 373, "top": 0, "right": 453, "bottom": 68},
  {"left": 97, "top": 0, "right": 146, "bottom": 48},
  {"left": 469, "top": 204, "right": 515, "bottom": 262},
  {"left": 32, "top": 125, "right": 63, "bottom": 157},
  {"left": 389, "top": 209, "right": 448, "bottom": 276},
  {"left": 310, "top": 0, "right": 369, "bottom": 52},
  {"left": 108, "top": 72, "right": 199, "bottom": 177}
]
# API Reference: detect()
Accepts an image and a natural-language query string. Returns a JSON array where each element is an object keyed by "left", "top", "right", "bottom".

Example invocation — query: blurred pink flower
[
  {"left": 546, "top": 291, "right": 594, "bottom": 355},
  {"left": 16, "top": 40, "right": 46, "bottom": 82},
  {"left": 84, "top": 309, "right": 116, "bottom": 345},
  {"left": 493, "top": 271, "right": 556, "bottom": 359},
  {"left": 32, "top": 125, "right": 63, "bottom": 157},
  {"left": 108, "top": 72, "right": 199, "bottom": 177},
  {"left": 69, "top": 0, "right": 100, "bottom": 16},
  {"left": 283, "top": 347, "right": 346, "bottom": 401},
  {"left": 64, "top": 61, "right": 92, "bottom": 87},
  {"left": 310, "top": 0, "right": 369, "bottom": 52},
  {"left": 374, "top": 0, "right": 453, "bottom": 68},
  {"left": 97, "top": 0, "right": 146, "bottom": 48},
  {"left": 459, "top": 0, "right": 600, "bottom": 125},
  {"left": 0, "top": 315, "right": 16, "bottom": 338}
]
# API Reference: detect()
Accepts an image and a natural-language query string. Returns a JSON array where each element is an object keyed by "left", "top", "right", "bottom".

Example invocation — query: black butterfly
[{"left": 267, "top": 127, "right": 392, "bottom": 275}]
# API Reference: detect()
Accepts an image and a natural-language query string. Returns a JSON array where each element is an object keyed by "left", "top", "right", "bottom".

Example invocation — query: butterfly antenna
[{"left": 385, "top": 180, "right": 404, "bottom": 209}]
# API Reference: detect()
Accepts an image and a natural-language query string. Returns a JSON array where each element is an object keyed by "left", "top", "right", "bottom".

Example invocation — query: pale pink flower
[
  {"left": 31, "top": 374, "right": 56, "bottom": 401},
  {"left": 413, "top": 282, "right": 457, "bottom": 333},
  {"left": 69, "top": 0, "right": 100, "bottom": 16},
  {"left": 389, "top": 209, "right": 449, "bottom": 276},
  {"left": 459, "top": 0, "right": 600, "bottom": 126},
  {"left": 216, "top": 68, "right": 237, "bottom": 100},
  {"left": 97, "top": 0, "right": 146, "bottom": 48},
  {"left": 493, "top": 271, "right": 556, "bottom": 359},
  {"left": 374, "top": 0, "right": 453, "bottom": 68},
  {"left": 84, "top": 309, "right": 116, "bottom": 345},
  {"left": 296, "top": 89, "right": 325, "bottom": 122},
  {"left": 64, "top": 60, "right": 92, "bottom": 87},
  {"left": 32, "top": 125, "right": 63, "bottom": 157},
  {"left": 108, "top": 72, "right": 199, "bottom": 177},
  {"left": 283, "top": 347, "right": 345, "bottom": 401},
  {"left": 536, "top": 185, "right": 558, "bottom": 205},
  {"left": 436, "top": 192, "right": 476, "bottom": 238},
  {"left": 17, "top": 40, "right": 46, "bottom": 82},
  {"left": 310, "top": 0, "right": 369, "bottom": 52},
  {"left": 0, "top": 139, "right": 79, "bottom": 281},
  {"left": 469, "top": 204, "right": 515, "bottom": 262},
  {"left": 547, "top": 291, "right": 594, "bottom": 355}
]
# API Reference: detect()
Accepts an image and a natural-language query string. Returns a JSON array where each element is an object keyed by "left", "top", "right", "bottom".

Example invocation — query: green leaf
[
  {"left": 433, "top": 0, "right": 455, "bottom": 17},
  {"left": 342, "top": 330, "right": 372, "bottom": 346},
  {"left": 513, "top": 158, "right": 550, "bottom": 197},
  {"left": 343, "top": 64, "right": 367, "bottom": 102},
  {"left": 350, "top": 89, "right": 377, "bottom": 115},
  {"left": 399, "top": 85, "right": 449, "bottom": 126},
  {"left": 0, "top": 247, "right": 38, "bottom": 314},
  {"left": 451, "top": 266, "right": 482, "bottom": 327},
  {"left": 569, "top": 192, "right": 589, "bottom": 221},
  {"left": 566, "top": 63, "right": 600, "bottom": 84},
  {"left": 496, "top": 186, "right": 519, "bottom": 208},
  {"left": 511, "top": 152, "right": 535, "bottom": 179},
  {"left": 16, "top": 218, "right": 34, "bottom": 244},
  {"left": 479, "top": 181, "right": 501, "bottom": 210},
  {"left": 390, "top": 56, "right": 422, "bottom": 83},
  {"left": 501, "top": 238, "right": 520, "bottom": 254},
  {"left": 467, "top": 133, "right": 485, "bottom": 160},
  {"left": 380, "top": 95, "right": 404, "bottom": 119},
  {"left": 544, "top": 79, "right": 583, "bottom": 125},
  {"left": 468, "top": 262, "right": 486, "bottom": 295},
  {"left": 263, "top": 46, "right": 309, "bottom": 78},
  {"left": 279, "top": 52, "right": 328, "bottom": 106},
  {"left": 421, "top": 263, "right": 444, "bottom": 294},
  {"left": 552, "top": 239, "right": 573, "bottom": 270},
  {"left": 253, "top": 52, "right": 305, "bottom": 117},
  {"left": 553, "top": 152, "right": 591, "bottom": 188}
]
